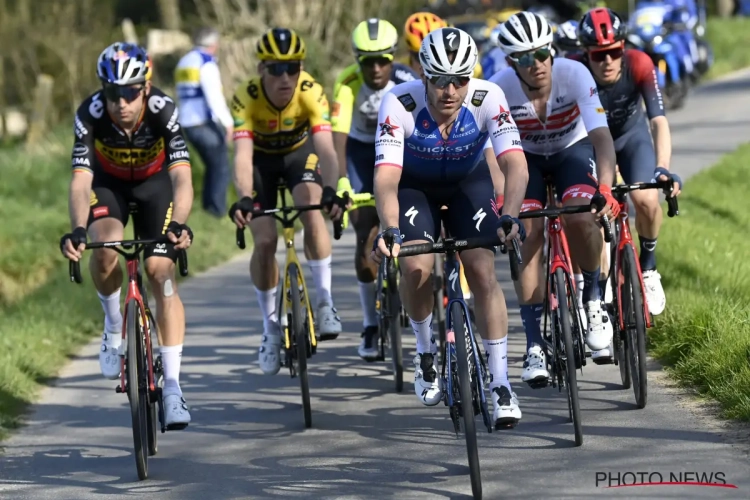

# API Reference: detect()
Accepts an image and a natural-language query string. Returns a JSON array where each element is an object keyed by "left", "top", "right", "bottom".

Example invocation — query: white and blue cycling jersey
[
  {"left": 374, "top": 79, "right": 522, "bottom": 183},
  {"left": 481, "top": 47, "right": 511, "bottom": 80}
]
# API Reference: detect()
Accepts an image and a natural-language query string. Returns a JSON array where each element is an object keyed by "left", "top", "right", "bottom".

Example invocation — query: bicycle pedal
[
  {"left": 115, "top": 385, "right": 124, "bottom": 394},
  {"left": 592, "top": 356, "right": 614, "bottom": 366},
  {"left": 527, "top": 378, "right": 549, "bottom": 390},
  {"left": 495, "top": 419, "right": 519, "bottom": 430},
  {"left": 165, "top": 422, "right": 189, "bottom": 432}
]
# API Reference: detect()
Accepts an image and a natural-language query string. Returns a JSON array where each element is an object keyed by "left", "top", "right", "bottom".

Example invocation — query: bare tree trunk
[
  {"left": 157, "top": 0, "right": 182, "bottom": 30},
  {"left": 716, "top": 0, "right": 735, "bottom": 18},
  {"left": 25, "top": 74, "right": 54, "bottom": 147}
]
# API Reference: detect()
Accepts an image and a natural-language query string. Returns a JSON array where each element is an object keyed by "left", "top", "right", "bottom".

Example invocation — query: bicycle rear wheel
[
  {"left": 553, "top": 268, "right": 583, "bottom": 447},
  {"left": 622, "top": 245, "right": 648, "bottom": 408},
  {"left": 289, "top": 264, "right": 312, "bottom": 428},
  {"left": 386, "top": 261, "right": 403, "bottom": 393},
  {"left": 126, "top": 299, "right": 149, "bottom": 479},
  {"left": 452, "top": 301, "right": 482, "bottom": 499}
]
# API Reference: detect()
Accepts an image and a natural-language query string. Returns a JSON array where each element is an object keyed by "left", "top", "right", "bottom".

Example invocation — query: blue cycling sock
[
  {"left": 599, "top": 278, "right": 608, "bottom": 302},
  {"left": 581, "top": 268, "right": 601, "bottom": 303},
  {"left": 520, "top": 304, "right": 544, "bottom": 350},
  {"left": 639, "top": 236, "right": 657, "bottom": 271}
]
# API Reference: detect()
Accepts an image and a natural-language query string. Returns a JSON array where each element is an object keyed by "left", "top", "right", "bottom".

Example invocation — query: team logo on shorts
[
  {"left": 378, "top": 116, "right": 399, "bottom": 137},
  {"left": 492, "top": 105, "right": 512, "bottom": 126}
]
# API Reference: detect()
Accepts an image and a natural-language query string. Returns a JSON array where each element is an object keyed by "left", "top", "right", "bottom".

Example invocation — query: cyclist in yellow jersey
[
  {"left": 332, "top": 19, "right": 419, "bottom": 361},
  {"left": 228, "top": 28, "right": 346, "bottom": 376},
  {"left": 402, "top": 12, "right": 483, "bottom": 79}
]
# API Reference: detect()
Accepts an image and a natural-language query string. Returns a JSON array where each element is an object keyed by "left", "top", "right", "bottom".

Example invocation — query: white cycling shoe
[
  {"left": 591, "top": 344, "right": 613, "bottom": 365},
  {"left": 492, "top": 386, "right": 522, "bottom": 428},
  {"left": 258, "top": 323, "right": 282, "bottom": 375},
  {"left": 521, "top": 345, "right": 549, "bottom": 387},
  {"left": 585, "top": 300, "right": 613, "bottom": 351},
  {"left": 414, "top": 353, "right": 442, "bottom": 406},
  {"left": 317, "top": 302, "right": 342, "bottom": 341},
  {"left": 643, "top": 270, "right": 666, "bottom": 316},
  {"left": 163, "top": 393, "right": 191, "bottom": 430},
  {"left": 99, "top": 331, "right": 122, "bottom": 380},
  {"left": 357, "top": 326, "right": 379, "bottom": 360}
]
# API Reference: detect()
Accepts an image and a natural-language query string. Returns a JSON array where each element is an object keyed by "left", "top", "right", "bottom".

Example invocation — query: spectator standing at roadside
[{"left": 175, "top": 27, "right": 233, "bottom": 218}]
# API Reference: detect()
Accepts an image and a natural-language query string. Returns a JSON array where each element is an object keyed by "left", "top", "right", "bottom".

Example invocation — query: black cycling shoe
[{"left": 358, "top": 325, "right": 379, "bottom": 362}]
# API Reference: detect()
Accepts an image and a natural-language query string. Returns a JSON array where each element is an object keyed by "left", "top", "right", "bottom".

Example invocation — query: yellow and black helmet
[{"left": 256, "top": 28, "right": 306, "bottom": 61}]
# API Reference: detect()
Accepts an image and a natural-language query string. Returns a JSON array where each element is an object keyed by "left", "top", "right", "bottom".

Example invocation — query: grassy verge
[
  {"left": 705, "top": 17, "right": 750, "bottom": 80},
  {"left": 0, "top": 131, "right": 242, "bottom": 437},
  {"left": 649, "top": 143, "right": 750, "bottom": 421}
]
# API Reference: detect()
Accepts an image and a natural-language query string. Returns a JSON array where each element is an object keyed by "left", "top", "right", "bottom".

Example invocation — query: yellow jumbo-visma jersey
[
  {"left": 396, "top": 55, "right": 483, "bottom": 79},
  {"left": 230, "top": 71, "right": 332, "bottom": 154}
]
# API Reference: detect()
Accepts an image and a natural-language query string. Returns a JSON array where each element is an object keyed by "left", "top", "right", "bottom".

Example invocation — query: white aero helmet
[
  {"left": 96, "top": 42, "right": 150, "bottom": 86},
  {"left": 495, "top": 11, "right": 554, "bottom": 55},
  {"left": 419, "top": 27, "right": 478, "bottom": 78}
]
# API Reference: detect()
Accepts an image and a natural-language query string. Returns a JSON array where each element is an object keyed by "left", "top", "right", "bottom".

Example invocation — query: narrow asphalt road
[{"left": 1, "top": 70, "right": 749, "bottom": 500}]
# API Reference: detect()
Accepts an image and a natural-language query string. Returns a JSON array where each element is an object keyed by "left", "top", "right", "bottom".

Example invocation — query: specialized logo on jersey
[
  {"left": 405, "top": 206, "right": 419, "bottom": 226},
  {"left": 379, "top": 116, "right": 399, "bottom": 137}
]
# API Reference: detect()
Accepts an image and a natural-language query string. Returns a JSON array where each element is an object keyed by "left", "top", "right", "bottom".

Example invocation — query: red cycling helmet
[{"left": 578, "top": 8, "right": 626, "bottom": 47}]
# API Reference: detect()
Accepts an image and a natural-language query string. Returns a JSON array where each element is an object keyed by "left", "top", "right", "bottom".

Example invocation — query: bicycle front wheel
[
  {"left": 146, "top": 312, "right": 159, "bottom": 457},
  {"left": 126, "top": 299, "right": 149, "bottom": 479},
  {"left": 452, "top": 301, "right": 482, "bottom": 499},
  {"left": 623, "top": 245, "right": 648, "bottom": 408},
  {"left": 387, "top": 261, "right": 403, "bottom": 393},
  {"left": 554, "top": 268, "right": 583, "bottom": 447},
  {"left": 433, "top": 254, "right": 447, "bottom": 361},
  {"left": 289, "top": 264, "right": 312, "bottom": 428}
]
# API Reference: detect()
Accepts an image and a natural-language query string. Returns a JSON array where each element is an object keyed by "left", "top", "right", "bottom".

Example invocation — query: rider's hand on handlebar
[
  {"left": 655, "top": 167, "right": 682, "bottom": 197},
  {"left": 336, "top": 177, "right": 354, "bottom": 210},
  {"left": 166, "top": 221, "right": 194, "bottom": 250},
  {"left": 497, "top": 214, "right": 525, "bottom": 245},
  {"left": 60, "top": 227, "right": 87, "bottom": 262},
  {"left": 229, "top": 196, "right": 255, "bottom": 228},
  {"left": 321, "top": 186, "right": 345, "bottom": 221},
  {"left": 592, "top": 185, "right": 620, "bottom": 220},
  {"left": 371, "top": 227, "right": 402, "bottom": 264}
]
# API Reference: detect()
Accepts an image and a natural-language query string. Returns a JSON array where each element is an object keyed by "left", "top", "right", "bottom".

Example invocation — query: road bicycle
[
  {"left": 342, "top": 192, "right": 407, "bottom": 392},
  {"left": 607, "top": 180, "right": 679, "bottom": 409},
  {"left": 396, "top": 224, "right": 521, "bottom": 500},
  {"left": 518, "top": 183, "right": 611, "bottom": 447},
  {"left": 235, "top": 181, "right": 344, "bottom": 428},
  {"left": 69, "top": 237, "right": 188, "bottom": 480}
]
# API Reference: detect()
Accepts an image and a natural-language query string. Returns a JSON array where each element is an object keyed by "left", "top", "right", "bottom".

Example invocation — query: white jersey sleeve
[
  {"left": 374, "top": 90, "right": 415, "bottom": 170},
  {"left": 477, "top": 83, "right": 524, "bottom": 158},
  {"left": 571, "top": 63, "right": 609, "bottom": 133}
]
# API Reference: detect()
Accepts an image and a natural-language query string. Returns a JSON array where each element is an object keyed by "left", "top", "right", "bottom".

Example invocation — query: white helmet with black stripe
[
  {"left": 418, "top": 27, "right": 478, "bottom": 78},
  {"left": 495, "top": 11, "right": 554, "bottom": 55}
]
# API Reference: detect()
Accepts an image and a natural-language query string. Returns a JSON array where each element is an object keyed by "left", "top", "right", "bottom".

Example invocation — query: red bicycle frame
[
  {"left": 614, "top": 199, "right": 653, "bottom": 329},
  {"left": 546, "top": 185, "right": 577, "bottom": 295},
  {"left": 120, "top": 259, "right": 157, "bottom": 393}
]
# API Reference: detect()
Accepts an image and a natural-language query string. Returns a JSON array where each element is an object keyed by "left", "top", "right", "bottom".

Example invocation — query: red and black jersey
[
  {"left": 571, "top": 50, "right": 665, "bottom": 139},
  {"left": 71, "top": 86, "right": 191, "bottom": 181}
]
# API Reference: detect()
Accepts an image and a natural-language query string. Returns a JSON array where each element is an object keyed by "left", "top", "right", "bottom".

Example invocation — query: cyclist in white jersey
[
  {"left": 490, "top": 12, "right": 620, "bottom": 387},
  {"left": 371, "top": 28, "right": 529, "bottom": 427}
]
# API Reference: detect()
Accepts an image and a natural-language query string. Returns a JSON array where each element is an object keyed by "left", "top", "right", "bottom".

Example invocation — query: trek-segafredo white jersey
[
  {"left": 489, "top": 58, "right": 609, "bottom": 156},
  {"left": 374, "top": 79, "right": 522, "bottom": 182}
]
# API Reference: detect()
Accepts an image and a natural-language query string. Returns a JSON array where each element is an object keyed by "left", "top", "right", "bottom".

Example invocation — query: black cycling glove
[
  {"left": 497, "top": 215, "right": 526, "bottom": 242},
  {"left": 166, "top": 221, "right": 194, "bottom": 242},
  {"left": 321, "top": 186, "right": 345, "bottom": 210},
  {"left": 372, "top": 226, "right": 403, "bottom": 252},
  {"left": 60, "top": 226, "right": 87, "bottom": 255},
  {"left": 228, "top": 196, "right": 255, "bottom": 221}
]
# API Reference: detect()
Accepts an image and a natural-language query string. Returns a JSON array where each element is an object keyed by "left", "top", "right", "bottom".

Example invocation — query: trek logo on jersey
[
  {"left": 379, "top": 116, "right": 399, "bottom": 137},
  {"left": 471, "top": 90, "right": 488, "bottom": 107},
  {"left": 397, "top": 94, "right": 416, "bottom": 112}
]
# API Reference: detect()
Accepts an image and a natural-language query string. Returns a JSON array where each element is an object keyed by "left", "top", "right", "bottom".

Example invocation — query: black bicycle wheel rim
[
  {"left": 387, "top": 264, "right": 403, "bottom": 393},
  {"left": 146, "top": 313, "right": 158, "bottom": 456},
  {"left": 289, "top": 265, "right": 312, "bottom": 428},
  {"left": 554, "top": 268, "right": 583, "bottom": 447},
  {"left": 452, "top": 302, "right": 482, "bottom": 499},
  {"left": 126, "top": 300, "right": 148, "bottom": 479},
  {"left": 623, "top": 245, "right": 648, "bottom": 408},
  {"left": 611, "top": 225, "right": 631, "bottom": 389}
]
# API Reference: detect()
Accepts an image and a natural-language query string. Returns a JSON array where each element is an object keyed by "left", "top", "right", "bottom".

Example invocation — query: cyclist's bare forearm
[
  {"left": 69, "top": 172, "right": 93, "bottom": 230},
  {"left": 312, "top": 131, "right": 339, "bottom": 189},
  {"left": 333, "top": 131, "right": 348, "bottom": 180},
  {"left": 498, "top": 151, "right": 528, "bottom": 218},
  {"left": 588, "top": 127, "right": 616, "bottom": 188},
  {"left": 650, "top": 116, "right": 672, "bottom": 170},
  {"left": 374, "top": 166, "right": 401, "bottom": 229},
  {"left": 169, "top": 167, "right": 194, "bottom": 224},
  {"left": 233, "top": 139, "right": 254, "bottom": 199}
]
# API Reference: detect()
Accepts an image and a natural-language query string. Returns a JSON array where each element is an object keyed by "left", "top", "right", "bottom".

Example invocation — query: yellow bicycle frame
[{"left": 278, "top": 225, "right": 318, "bottom": 352}]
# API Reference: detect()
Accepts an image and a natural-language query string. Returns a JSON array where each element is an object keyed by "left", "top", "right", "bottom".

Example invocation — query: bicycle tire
[
  {"left": 289, "top": 264, "right": 312, "bottom": 428},
  {"left": 146, "top": 312, "right": 158, "bottom": 456},
  {"left": 452, "top": 301, "right": 482, "bottom": 499},
  {"left": 126, "top": 299, "right": 149, "bottom": 479},
  {"left": 610, "top": 225, "right": 631, "bottom": 389},
  {"left": 387, "top": 261, "right": 404, "bottom": 393},
  {"left": 554, "top": 268, "right": 583, "bottom": 447},
  {"left": 623, "top": 245, "right": 648, "bottom": 408},
  {"left": 433, "top": 255, "right": 447, "bottom": 362}
]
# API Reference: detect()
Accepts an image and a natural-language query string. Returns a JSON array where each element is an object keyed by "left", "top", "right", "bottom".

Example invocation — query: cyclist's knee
[
  {"left": 91, "top": 247, "right": 118, "bottom": 272},
  {"left": 522, "top": 219, "right": 545, "bottom": 248},
  {"left": 144, "top": 257, "right": 177, "bottom": 298},
  {"left": 562, "top": 212, "right": 598, "bottom": 237},
  {"left": 401, "top": 254, "right": 433, "bottom": 288},
  {"left": 299, "top": 208, "right": 325, "bottom": 231},
  {"left": 292, "top": 181, "right": 321, "bottom": 206},
  {"left": 461, "top": 250, "right": 496, "bottom": 295},
  {"left": 630, "top": 190, "right": 660, "bottom": 218}
]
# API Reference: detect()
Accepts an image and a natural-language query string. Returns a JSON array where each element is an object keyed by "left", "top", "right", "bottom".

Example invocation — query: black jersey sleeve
[
  {"left": 71, "top": 93, "right": 103, "bottom": 175},
  {"left": 146, "top": 87, "right": 191, "bottom": 171}
]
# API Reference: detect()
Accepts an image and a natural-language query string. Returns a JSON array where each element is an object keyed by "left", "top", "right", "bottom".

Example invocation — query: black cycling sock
[{"left": 639, "top": 236, "right": 658, "bottom": 271}]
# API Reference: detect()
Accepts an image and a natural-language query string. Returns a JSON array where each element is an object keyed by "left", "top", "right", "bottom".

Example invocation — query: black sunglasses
[
  {"left": 102, "top": 84, "right": 144, "bottom": 103},
  {"left": 265, "top": 62, "right": 301, "bottom": 76},
  {"left": 359, "top": 56, "right": 393, "bottom": 67},
  {"left": 509, "top": 45, "right": 552, "bottom": 67},
  {"left": 588, "top": 46, "right": 624, "bottom": 63},
  {"left": 427, "top": 75, "right": 471, "bottom": 89}
]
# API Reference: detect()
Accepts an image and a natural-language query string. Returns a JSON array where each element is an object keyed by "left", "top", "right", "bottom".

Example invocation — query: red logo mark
[
  {"left": 267, "top": 120, "right": 278, "bottom": 129},
  {"left": 492, "top": 105, "right": 512, "bottom": 126},
  {"left": 93, "top": 206, "right": 109, "bottom": 218},
  {"left": 379, "top": 116, "right": 400, "bottom": 137},
  {"left": 422, "top": 119, "right": 430, "bottom": 129}
]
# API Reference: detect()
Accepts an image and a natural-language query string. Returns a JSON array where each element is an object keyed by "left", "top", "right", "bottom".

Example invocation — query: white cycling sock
[
  {"left": 358, "top": 281, "right": 378, "bottom": 328},
  {"left": 308, "top": 255, "right": 332, "bottom": 306},
  {"left": 411, "top": 313, "right": 435, "bottom": 355},
  {"left": 255, "top": 287, "right": 278, "bottom": 332},
  {"left": 483, "top": 337, "right": 510, "bottom": 391},
  {"left": 98, "top": 288, "right": 122, "bottom": 340},
  {"left": 574, "top": 274, "right": 584, "bottom": 307},
  {"left": 160, "top": 344, "right": 183, "bottom": 397}
]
